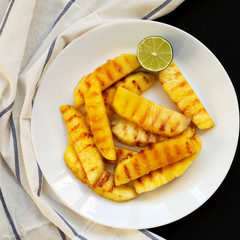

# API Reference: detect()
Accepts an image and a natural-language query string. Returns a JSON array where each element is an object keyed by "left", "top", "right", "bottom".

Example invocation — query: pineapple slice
[
  {"left": 60, "top": 105, "right": 104, "bottom": 185},
  {"left": 114, "top": 135, "right": 196, "bottom": 186},
  {"left": 103, "top": 71, "right": 156, "bottom": 116},
  {"left": 159, "top": 61, "right": 214, "bottom": 129},
  {"left": 85, "top": 81, "right": 116, "bottom": 160},
  {"left": 133, "top": 133, "right": 202, "bottom": 193},
  {"left": 112, "top": 87, "right": 191, "bottom": 137},
  {"left": 64, "top": 145, "right": 138, "bottom": 201},
  {"left": 111, "top": 117, "right": 167, "bottom": 147},
  {"left": 74, "top": 54, "right": 141, "bottom": 108}
]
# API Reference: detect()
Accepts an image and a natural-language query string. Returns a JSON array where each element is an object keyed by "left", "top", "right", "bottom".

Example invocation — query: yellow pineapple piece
[
  {"left": 112, "top": 87, "right": 191, "bottom": 137},
  {"left": 114, "top": 135, "right": 196, "bottom": 186},
  {"left": 103, "top": 71, "right": 156, "bottom": 116},
  {"left": 159, "top": 61, "right": 214, "bottom": 129},
  {"left": 133, "top": 133, "right": 202, "bottom": 193},
  {"left": 85, "top": 81, "right": 116, "bottom": 160},
  {"left": 64, "top": 145, "right": 88, "bottom": 184},
  {"left": 111, "top": 117, "right": 167, "bottom": 147},
  {"left": 60, "top": 105, "right": 104, "bottom": 185},
  {"left": 74, "top": 54, "right": 141, "bottom": 108},
  {"left": 64, "top": 145, "right": 138, "bottom": 201}
]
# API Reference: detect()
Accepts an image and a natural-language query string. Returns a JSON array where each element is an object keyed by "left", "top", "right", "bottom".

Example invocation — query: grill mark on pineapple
[
  {"left": 95, "top": 75, "right": 105, "bottom": 88},
  {"left": 132, "top": 79, "right": 142, "bottom": 92},
  {"left": 170, "top": 121, "right": 180, "bottom": 133},
  {"left": 133, "top": 159, "right": 141, "bottom": 176},
  {"left": 159, "top": 115, "right": 171, "bottom": 132},
  {"left": 186, "top": 141, "right": 194, "bottom": 154},
  {"left": 88, "top": 91, "right": 99, "bottom": 99},
  {"left": 169, "top": 79, "right": 187, "bottom": 93},
  {"left": 81, "top": 143, "right": 95, "bottom": 152},
  {"left": 152, "top": 109, "right": 161, "bottom": 126},
  {"left": 123, "top": 164, "right": 131, "bottom": 180},
  {"left": 67, "top": 114, "right": 78, "bottom": 124},
  {"left": 94, "top": 171, "right": 111, "bottom": 187},
  {"left": 113, "top": 60, "right": 123, "bottom": 74},
  {"left": 69, "top": 123, "right": 80, "bottom": 132},
  {"left": 182, "top": 98, "right": 200, "bottom": 116},
  {"left": 139, "top": 102, "right": 151, "bottom": 124},
  {"left": 131, "top": 98, "right": 141, "bottom": 117}
]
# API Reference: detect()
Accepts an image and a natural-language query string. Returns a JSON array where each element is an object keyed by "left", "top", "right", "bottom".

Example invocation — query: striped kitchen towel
[{"left": 0, "top": 0, "right": 184, "bottom": 239}]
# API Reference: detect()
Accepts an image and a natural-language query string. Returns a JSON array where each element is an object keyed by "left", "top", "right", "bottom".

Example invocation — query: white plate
[{"left": 31, "top": 20, "right": 239, "bottom": 229}]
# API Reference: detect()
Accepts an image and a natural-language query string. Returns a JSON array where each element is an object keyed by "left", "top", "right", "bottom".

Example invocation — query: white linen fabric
[{"left": 0, "top": 0, "right": 184, "bottom": 239}]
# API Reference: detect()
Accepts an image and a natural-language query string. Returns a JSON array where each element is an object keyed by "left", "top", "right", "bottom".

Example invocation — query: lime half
[{"left": 137, "top": 36, "right": 173, "bottom": 72}]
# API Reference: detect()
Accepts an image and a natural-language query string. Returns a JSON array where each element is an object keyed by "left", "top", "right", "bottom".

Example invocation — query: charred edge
[
  {"left": 123, "top": 164, "right": 131, "bottom": 180},
  {"left": 133, "top": 159, "right": 141, "bottom": 176},
  {"left": 186, "top": 141, "right": 193, "bottom": 154},
  {"left": 132, "top": 80, "right": 141, "bottom": 92},
  {"left": 94, "top": 171, "right": 111, "bottom": 188},
  {"left": 159, "top": 115, "right": 171, "bottom": 132}
]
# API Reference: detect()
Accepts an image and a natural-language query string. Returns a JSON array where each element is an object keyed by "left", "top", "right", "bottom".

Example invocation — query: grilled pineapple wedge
[
  {"left": 64, "top": 145, "right": 138, "bottom": 201},
  {"left": 159, "top": 61, "right": 215, "bottom": 129},
  {"left": 103, "top": 71, "right": 156, "bottom": 116},
  {"left": 112, "top": 87, "right": 191, "bottom": 137},
  {"left": 60, "top": 105, "right": 104, "bottom": 185},
  {"left": 133, "top": 133, "right": 202, "bottom": 193},
  {"left": 85, "top": 81, "right": 116, "bottom": 160},
  {"left": 111, "top": 117, "right": 167, "bottom": 147},
  {"left": 114, "top": 135, "right": 196, "bottom": 186},
  {"left": 74, "top": 54, "right": 141, "bottom": 108}
]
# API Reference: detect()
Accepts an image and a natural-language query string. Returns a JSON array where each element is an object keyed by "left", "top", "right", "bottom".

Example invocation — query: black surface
[{"left": 151, "top": 1, "right": 240, "bottom": 239}]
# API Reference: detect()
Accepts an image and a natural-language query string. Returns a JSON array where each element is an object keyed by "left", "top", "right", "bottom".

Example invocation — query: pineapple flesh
[
  {"left": 112, "top": 87, "right": 191, "bottom": 137},
  {"left": 133, "top": 133, "right": 202, "bottom": 194},
  {"left": 103, "top": 71, "right": 156, "bottom": 116},
  {"left": 159, "top": 61, "right": 214, "bottom": 129},
  {"left": 114, "top": 135, "right": 196, "bottom": 186},
  {"left": 64, "top": 144, "right": 138, "bottom": 201},
  {"left": 85, "top": 81, "right": 116, "bottom": 160},
  {"left": 74, "top": 54, "right": 141, "bottom": 108},
  {"left": 111, "top": 117, "right": 167, "bottom": 147},
  {"left": 60, "top": 105, "right": 105, "bottom": 185}
]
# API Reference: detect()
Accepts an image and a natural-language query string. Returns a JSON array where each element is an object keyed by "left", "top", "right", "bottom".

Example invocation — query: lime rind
[{"left": 137, "top": 36, "right": 173, "bottom": 72}]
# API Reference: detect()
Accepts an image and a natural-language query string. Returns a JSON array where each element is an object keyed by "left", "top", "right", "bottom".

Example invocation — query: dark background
[{"left": 151, "top": 0, "right": 240, "bottom": 239}]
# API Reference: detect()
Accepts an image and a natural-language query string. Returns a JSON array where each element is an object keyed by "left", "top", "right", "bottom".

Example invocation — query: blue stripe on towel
[
  {"left": 10, "top": 113, "right": 20, "bottom": 182},
  {"left": 142, "top": 0, "right": 172, "bottom": 20},
  {"left": 54, "top": 209, "right": 87, "bottom": 240},
  {"left": 0, "top": 188, "right": 22, "bottom": 240},
  {"left": 51, "top": 0, "right": 76, "bottom": 30},
  {"left": 37, "top": 163, "right": 42, "bottom": 197},
  {"left": 0, "top": 101, "right": 14, "bottom": 118},
  {"left": 40, "top": 37, "right": 57, "bottom": 77},
  {"left": 139, "top": 229, "right": 161, "bottom": 240},
  {"left": 0, "top": 0, "right": 15, "bottom": 36},
  {"left": 58, "top": 227, "right": 67, "bottom": 240}
]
